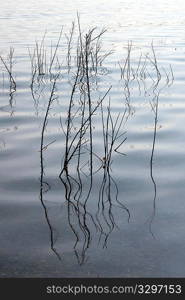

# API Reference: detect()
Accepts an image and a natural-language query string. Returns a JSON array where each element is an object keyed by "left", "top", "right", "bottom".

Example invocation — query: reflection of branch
[
  {"left": 60, "top": 169, "right": 92, "bottom": 265},
  {"left": 147, "top": 46, "right": 174, "bottom": 237},
  {"left": 147, "top": 46, "right": 161, "bottom": 237},
  {"left": 96, "top": 100, "right": 130, "bottom": 247},
  {"left": 39, "top": 74, "right": 61, "bottom": 260},
  {"left": 149, "top": 93, "right": 159, "bottom": 238}
]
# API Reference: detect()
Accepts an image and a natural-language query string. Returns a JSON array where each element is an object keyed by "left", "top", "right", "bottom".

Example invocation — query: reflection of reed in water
[
  {"left": 149, "top": 92, "right": 159, "bottom": 238},
  {"left": 59, "top": 98, "right": 129, "bottom": 263},
  {"left": 28, "top": 28, "right": 63, "bottom": 115},
  {"left": 119, "top": 42, "right": 174, "bottom": 119},
  {"left": 39, "top": 74, "right": 61, "bottom": 260},
  {"left": 148, "top": 44, "right": 174, "bottom": 237},
  {"left": 96, "top": 100, "right": 130, "bottom": 248},
  {"left": 119, "top": 43, "right": 174, "bottom": 238}
]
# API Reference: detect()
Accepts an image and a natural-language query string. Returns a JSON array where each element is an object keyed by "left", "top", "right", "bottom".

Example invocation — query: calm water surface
[{"left": 1, "top": 0, "right": 185, "bottom": 277}]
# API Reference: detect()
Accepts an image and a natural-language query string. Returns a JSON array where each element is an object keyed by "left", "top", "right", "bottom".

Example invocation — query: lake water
[{"left": 1, "top": 0, "right": 185, "bottom": 277}]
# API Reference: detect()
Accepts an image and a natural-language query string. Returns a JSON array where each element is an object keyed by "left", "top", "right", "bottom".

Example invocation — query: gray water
[{"left": 1, "top": 0, "right": 185, "bottom": 277}]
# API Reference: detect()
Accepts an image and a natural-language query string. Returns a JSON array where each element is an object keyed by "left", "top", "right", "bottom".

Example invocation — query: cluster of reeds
[
  {"left": 0, "top": 47, "right": 16, "bottom": 107},
  {"left": 95, "top": 100, "right": 130, "bottom": 247},
  {"left": 119, "top": 42, "right": 174, "bottom": 238},
  {"left": 28, "top": 28, "right": 63, "bottom": 111},
  {"left": 35, "top": 20, "right": 116, "bottom": 263},
  {"left": 134, "top": 44, "right": 174, "bottom": 237},
  {"left": 59, "top": 22, "right": 116, "bottom": 263},
  {"left": 36, "top": 21, "right": 175, "bottom": 262},
  {"left": 119, "top": 42, "right": 174, "bottom": 115},
  {"left": 29, "top": 28, "right": 63, "bottom": 77}
]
